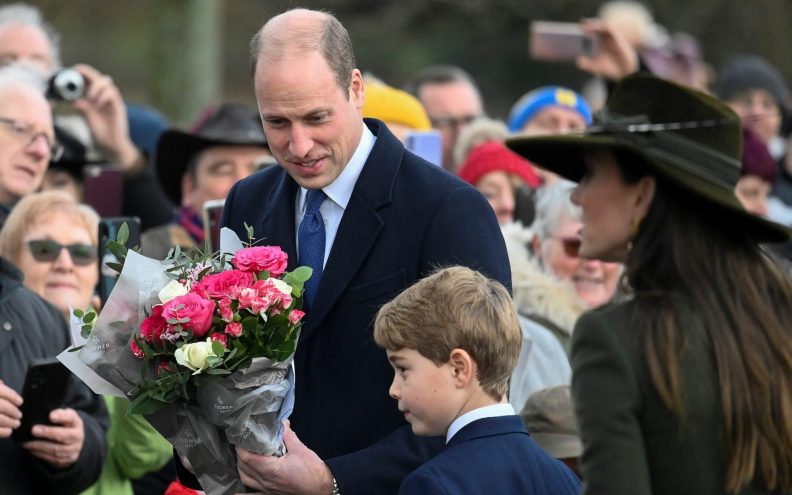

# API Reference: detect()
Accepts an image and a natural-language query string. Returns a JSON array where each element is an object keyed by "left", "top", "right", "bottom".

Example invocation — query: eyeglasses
[
  {"left": 0, "top": 117, "right": 64, "bottom": 161},
  {"left": 552, "top": 236, "right": 582, "bottom": 258},
  {"left": 430, "top": 114, "right": 479, "bottom": 131},
  {"left": 27, "top": 240, "right": 97, "bottom": 266}
]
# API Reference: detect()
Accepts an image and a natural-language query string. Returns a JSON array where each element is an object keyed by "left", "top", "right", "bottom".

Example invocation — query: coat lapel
[
  {"left": 300, "top": 120, "right": 402, "bottom": 340},
  {"left": 258, "top": 171, "right": 299, "bottom": 268}
]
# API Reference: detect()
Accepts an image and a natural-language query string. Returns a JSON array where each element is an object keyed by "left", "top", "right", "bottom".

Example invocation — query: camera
[{"left": 46, "top": 67, "right": 86, "bottom": 101}]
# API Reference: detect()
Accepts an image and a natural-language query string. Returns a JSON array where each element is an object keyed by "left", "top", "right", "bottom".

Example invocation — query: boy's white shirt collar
[
  {"left": 297, "top": 124, "right": 375, "bottom": 211},
  {"left": 446, "top": 403, "right": 515, "bottom": 443}
]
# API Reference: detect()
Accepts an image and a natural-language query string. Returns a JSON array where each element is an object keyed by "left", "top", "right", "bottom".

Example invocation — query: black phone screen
[{"left": 12, "top": 358, "right": 71, "bottom": 443}]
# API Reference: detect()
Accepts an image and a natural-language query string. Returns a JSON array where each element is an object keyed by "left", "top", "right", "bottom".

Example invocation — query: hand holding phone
[
  {"left": 530, "top": 21, "right": 600, "bottom": 61},
  {"left": 12, "top": 358, "right": 71, "bottom": 444},
  {"left": 0, "top": 380, "right": 23, "bottom": 438},
  {"left": 574, "top": 18, "right": 640, "bottom": 80}
]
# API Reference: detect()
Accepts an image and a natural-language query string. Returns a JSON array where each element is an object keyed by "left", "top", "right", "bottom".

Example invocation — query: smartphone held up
[
  {"left": 530, "top": 21, "right": 600, "bottom": 62},
  {"left": 12, "top": 358, "right": 71, "bottom": 443}
]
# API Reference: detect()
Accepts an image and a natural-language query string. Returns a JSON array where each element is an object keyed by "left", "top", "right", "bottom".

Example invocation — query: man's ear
[
  {"left": 448, "top": 348, "right": 475, "bottom": 388},
  {"left": 350, "top": 68, "right": 365, "bottom": 110}
]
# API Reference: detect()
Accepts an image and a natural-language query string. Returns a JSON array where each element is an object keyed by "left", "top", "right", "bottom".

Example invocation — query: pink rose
[
  {"left": 218, "top": 298, "right": 234, "bottom": 323},
  {"left": 156, "top": 362, "right": 170, "bottom": 375},
  {"left": 141, "top": 304, "right": 168, "bottom": 345},
  {"left": 195, "top": 270, "right": 255, "bottom": 299},
  {"left": 130, "top": 337, "right": 145, "bottom": 359},
  {"left": 225, "top": 322, "right": 243, "bottom": 337},
  {"left": 288, "top": 309, "right": 305, "bottom": 325},
  {"left": 210, "top": 332, "right": 228, "bottom": 347},
  {"left": 232, "top": 246, "right": 288, "bottom": 276},
  {"left": 162, "top": 292, "right": 215, "bottom": 338}
]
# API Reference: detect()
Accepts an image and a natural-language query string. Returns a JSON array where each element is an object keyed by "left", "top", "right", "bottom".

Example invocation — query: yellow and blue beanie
[{"left": 507, "top": 86, "right": 592, "bottom": 132}]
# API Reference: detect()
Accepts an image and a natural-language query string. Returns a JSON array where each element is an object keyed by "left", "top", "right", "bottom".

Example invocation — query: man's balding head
[{"left": 250, "top": 8, "right": 355, "bottom": 97}]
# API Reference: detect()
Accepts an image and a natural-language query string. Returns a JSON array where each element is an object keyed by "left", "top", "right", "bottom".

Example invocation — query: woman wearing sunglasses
[
  {"left": 508, "top": 74, "right": 792, "bottom": 495},
  {"left": 0, "top": 190, "right": 99, "bottom": 319},
  {"left": 0, "top": 190, "right": 172, "bottom": 495},
  {"left": 504, "top": 180, "right": 621, "bottom": 412}
]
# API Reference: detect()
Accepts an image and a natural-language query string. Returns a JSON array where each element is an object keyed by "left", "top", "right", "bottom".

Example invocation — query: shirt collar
[
  {"left": 446, "top": 403, "right": 515, "bottom": 443},
  {"left": 298, "top": 124, "right": 376, "bottom": 211}
]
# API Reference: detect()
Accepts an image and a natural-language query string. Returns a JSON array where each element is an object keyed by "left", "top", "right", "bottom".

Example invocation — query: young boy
[{"left": 374, "top": 266, "right": 581, "bottom": 494}]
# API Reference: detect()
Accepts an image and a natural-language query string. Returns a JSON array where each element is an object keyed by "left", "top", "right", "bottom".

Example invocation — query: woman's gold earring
[{"left": 626, "top": 218, "right": 640, "bottom": 254}]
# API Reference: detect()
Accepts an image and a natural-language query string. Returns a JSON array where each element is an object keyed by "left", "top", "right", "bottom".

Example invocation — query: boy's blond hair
[{"left": 374, "top": 266, "right": 521, "bottom": 400}]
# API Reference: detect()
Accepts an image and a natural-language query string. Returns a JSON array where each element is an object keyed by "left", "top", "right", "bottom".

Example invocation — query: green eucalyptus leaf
[
  {"left": 205, "top": 368, "right": 231, "bottom": 375},
  {"left": 83, "top": 312, "right": 96, "bottom": 323},
  {"left": 117, "top": 222, "right": 129, "bottom": 246},
  {"left": 107, "top": 241, "right": 127, "bottom": 260},
  {"left": 73, "top": 308, "right": 84, "bottom": 318},
  {"left": 106, "top": 262, "right": 124, "bottom": 274},
  {"left": 292, "top": 266, "right": 313, "bottom": 282}
]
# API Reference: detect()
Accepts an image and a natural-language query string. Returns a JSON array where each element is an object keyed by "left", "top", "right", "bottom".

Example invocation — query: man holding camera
[
  {"left": 0, "top": 63, "right": 109, "bottom": 495},
  {"left": 0, "top": 2, "right": 174, "bottom": 229}
]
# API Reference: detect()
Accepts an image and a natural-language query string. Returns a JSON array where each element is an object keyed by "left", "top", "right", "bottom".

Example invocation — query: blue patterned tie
[{"left": 298, "top": 189, "right": 326, "bottom": 309}]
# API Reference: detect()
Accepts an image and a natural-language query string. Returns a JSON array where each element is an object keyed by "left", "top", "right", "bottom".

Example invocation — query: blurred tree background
[{"left": 31, "top": 0, "right": 792, "bottom": 127}]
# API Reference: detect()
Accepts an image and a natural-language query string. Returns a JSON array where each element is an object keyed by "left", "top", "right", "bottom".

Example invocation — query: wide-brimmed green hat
[{"left": 506, "top": 73, "right": 791, "bottom": 243}]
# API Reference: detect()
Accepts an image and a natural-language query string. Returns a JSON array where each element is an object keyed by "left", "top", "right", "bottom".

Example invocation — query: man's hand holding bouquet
[{"left": 68, "top": 224, "right": 311, "bottom": 494}]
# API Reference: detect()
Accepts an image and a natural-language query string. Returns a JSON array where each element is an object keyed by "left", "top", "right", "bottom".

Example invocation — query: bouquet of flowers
[{"left": 68, "top": 224, "right": 311, "bottom": 495}]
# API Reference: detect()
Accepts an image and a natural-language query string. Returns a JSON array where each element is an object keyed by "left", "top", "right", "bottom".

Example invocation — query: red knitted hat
[{"left": 458, "top": 140, "right": 542, "bottom": 187}]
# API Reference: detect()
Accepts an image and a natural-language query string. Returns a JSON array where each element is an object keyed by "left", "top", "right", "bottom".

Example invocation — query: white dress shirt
[
  {"left": 446, "top": 403, "right": 515, "bottom": 443},
  {"left": 295, "top": 125, "right": 376, "bottom": 267}
]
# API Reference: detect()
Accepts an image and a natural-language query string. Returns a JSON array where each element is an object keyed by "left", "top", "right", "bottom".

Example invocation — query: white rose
[
  {"left": 174, "top": 340, "right": 215, "bottom": 374},
  {"left": 158, "top": 280, "right": 189, "bottom": 303},
  {"left": 270, "top": 277, "right": 294, "bottom": 296}
]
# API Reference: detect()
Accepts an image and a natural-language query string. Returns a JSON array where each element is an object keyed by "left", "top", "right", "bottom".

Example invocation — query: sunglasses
[
  {"left": 554, "top": 236, "right": 582, "bottom": 258},
  {"left": 27, "top": 240, "right": 97, "bottom": 266}
]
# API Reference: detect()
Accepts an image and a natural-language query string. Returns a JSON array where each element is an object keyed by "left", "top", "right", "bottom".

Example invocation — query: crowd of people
[{"left": 0, "top": 1, "right": 791, "bottom": 494}]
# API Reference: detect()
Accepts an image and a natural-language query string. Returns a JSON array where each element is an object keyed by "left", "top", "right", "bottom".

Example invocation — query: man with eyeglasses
[
  {"left": 0, "top": 2, "right": 174, "bottom": 230},
  {"left": 0, "top": 64, "right": 55, "bottom": 228},
  {"left": 404, "top": 65, "right": 484, "bottom": 172}
]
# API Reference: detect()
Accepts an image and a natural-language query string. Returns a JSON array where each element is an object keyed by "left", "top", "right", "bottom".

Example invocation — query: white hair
[
  {"left": 0, "top": 61, "right": 47, "bottom": 94},
  {"left": 531, "top": 179, "right": 581, "bottom": 241},
  {"left": 0, "top": 2, "right": 61, "bottom": 69},
  {"left": 452, "top": 116, "right": 509, "bottom": 167}
]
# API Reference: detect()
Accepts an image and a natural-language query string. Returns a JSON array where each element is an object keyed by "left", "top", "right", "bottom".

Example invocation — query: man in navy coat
[{"left": 221, "top": 8, "right": 510, "bottom": 495}]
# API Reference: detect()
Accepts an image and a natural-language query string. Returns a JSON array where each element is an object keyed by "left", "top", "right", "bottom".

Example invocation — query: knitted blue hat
[{"left": 508, "top": 86, "right": 592, "bottom": 132}]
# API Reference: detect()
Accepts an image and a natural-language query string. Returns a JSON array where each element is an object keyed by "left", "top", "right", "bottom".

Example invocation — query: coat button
[{"left": 3, "top": 321, "right": 11, "bottom": 331}]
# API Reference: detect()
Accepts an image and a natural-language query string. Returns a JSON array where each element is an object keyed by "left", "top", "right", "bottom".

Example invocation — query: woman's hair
[
  {"left": 531, "top": 179, "right": 581, "bottom": 241},
  {"left": 0, "top": 190, "right": 99, "bottom": 263},
  {"left": 616, "top": 150, "right": 792, "bottom": 492}
]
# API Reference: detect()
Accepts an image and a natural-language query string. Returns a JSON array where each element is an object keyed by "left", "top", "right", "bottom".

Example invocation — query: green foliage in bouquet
[{"left": 75, "top": 223, "right": 311, "bottom": 415}]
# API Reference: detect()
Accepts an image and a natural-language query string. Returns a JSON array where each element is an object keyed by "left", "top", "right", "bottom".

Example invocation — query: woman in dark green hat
[{"left": 507, "top": 73, "right": 792, "bottom": 495}]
